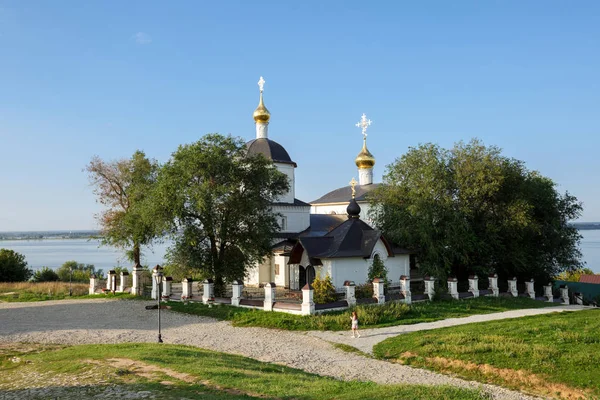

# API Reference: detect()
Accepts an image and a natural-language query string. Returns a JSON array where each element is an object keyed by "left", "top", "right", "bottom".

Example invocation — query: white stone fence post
[
  {"left": 302, "top": 283, "right": 315, "bottom": 315},
  {"left": 344, "top": 281, "right": 356, "bottom": 307},
  {"left": 560, "top": 285, "right": 569, "bottom": 305},
  {"left": 107, "top": 270, "right": 116, "bottom": 292},
  {"left": 400, "top": 275, "right": 411, "bottom": 304},
  {"left": 574, "top": 292, "right": 584, "bottom": 305},
  {"left": 118, "top": 271, "right": 129, "bottom": 293},
  {"left": 424, "top": 277, "right": 436, "bottom": 300},
  {"left": 89, "top": 274, "right": 98, "bottom": 295},
  {"left": 202, "top": 279, "right": 215, "bottom": 304},
  {"left": 131, "top": 263, "right": 144, "bottom": 296},
  {"left": 488, "top": 274, "right": 499, "bottom": 297},
  {"left": 264, "top": 282, "right": 276, "bottom": 311},
  {"left": 525, "top": 279, "right": 535, "bottom": 299},
  {"left": 182, "top": 278, "right": 193, "bottom": 300},
  {"left": 372, "top": 278, "right": 385, "bottom": 304},
  {"left": 447, "top": 277, "right": 459, "bottom": 300},
  {"left": 162, "top": 277, "right": 172, "bottom": 299},
  {"left": 231, "top": 280, "right": 243, "bottom": 307},
  {"left": 507, "top": 277, "right": 518, "bottom": 297},
  {"left": 468, "top": 275, "right": 479, "bottom": 298},
  {"left": 544, "top": 283, "right": 553, "bottom": 302}
]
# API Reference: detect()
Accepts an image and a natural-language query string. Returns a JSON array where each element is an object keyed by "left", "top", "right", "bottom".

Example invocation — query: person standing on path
[{"left": 351, "top": 311, "right": 361, "bottom": 338}]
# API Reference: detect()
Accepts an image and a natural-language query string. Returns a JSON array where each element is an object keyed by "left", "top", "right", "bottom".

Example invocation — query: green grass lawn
[
  {"left": 373, "top": 309, "right": 600, "bottom": 400},
  {"left": 168, "top": 296, "right": 558, "bottom": 331},
  {"left": 0, "top": 343, "right": 486, "bottom": 400}
]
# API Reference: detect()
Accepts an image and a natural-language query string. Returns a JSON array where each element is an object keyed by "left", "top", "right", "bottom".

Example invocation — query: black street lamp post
[{"left": 154, "top": 267, "right": 164, "bottom": 343}]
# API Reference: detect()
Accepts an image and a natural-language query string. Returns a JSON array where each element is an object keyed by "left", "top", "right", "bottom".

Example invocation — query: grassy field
[
  {"left": 0, "top": 282, "right": 138, "bottom": 302},
  {"left": 0, "top": 343, "right": 487, "bottom": 400},
  {"left": 373, "top": 309, "right": 600, "bottom": 400},
  {"left": 167, "top": 296, "right": 558, "bottom": 331}
]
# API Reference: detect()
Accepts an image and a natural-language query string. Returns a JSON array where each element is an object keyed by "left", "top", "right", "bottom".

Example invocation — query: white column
[
  {"left": 507, "top": 278, "right": 518, "bottom": 297},
  {"left": 574, "top": 292, "right": 584, "bottom": 305},
  {"left": 447, "top": 277, "right": 459, "bottom": 300},
  {"left": 151, "top": 270, "right": 159, "bottom": 299},
  {"left": 424, "top": 277, "right": 436, "bottom": 300},
  {"left": 89, "top": 275, "right": 98, "bottom": 295},
  {"left": 132, "top": 264, "right": 144, "bottom": 296},
  {"left": 264, "top": 282, "right": 276, "bottom": 311},
  {"left": 358, "top": 167, "right": 373, "bottom": 185},
  {"left": 468, "top": 275, "right": 479, "bottom": 298},
  {"left": 256, "top": 121, "right": 268, "bottom": 139},
  {"left": 400, "top": 275, "right": 411, "bottom": 304},
  {"left": 560, "top": 285, "right": 569, "bottom": 305},
  {"left": 182, "top": 278, "right": 193, "bottom": 300},
  {"left": 372, "top": 278, "right": 385, "bottom": 304},
  {"left": 231, "top": 280, "right": 243, "bottom": 307},
  {"left": 301, "top": 284, "right": 315, "bottom": 315},
  {"left": 162, "top": 277, "right": 172, "bottom": 298},
  {"left": 525, "top": 279, "right": 535, "bottom": 299},
  {"left": 202, "top": 279, "right": 215, "bottom": 304},
  {"left": 344, "top": 281, "right": 356, "bottom": 307},
  {"left": 544, "top": 284, "right": 553, "bottom": 302},
  {"left": 107, "top": 270, "right": 116, "bottom": 291},
  {"left": 118, "top": 271, "right": 129, "bottom": 293},
  {"left": 488, "top": 274, "right": 499, "bottom": 297}
]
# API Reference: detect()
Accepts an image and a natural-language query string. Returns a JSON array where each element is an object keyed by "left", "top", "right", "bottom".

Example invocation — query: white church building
[{"left": 244, "top": 77, "right": 411, "bottom": 290}]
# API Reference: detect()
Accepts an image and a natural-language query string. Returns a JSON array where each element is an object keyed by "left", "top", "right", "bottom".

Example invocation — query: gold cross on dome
[
  {"left": 349, "top": 177, "right": 358, "bottom": 198},
  {"left": 258, "top": 76, "right": 265, "bottom": 93},
  {"left": 355, "top": 113, "right": 372, "bottom": 138}
]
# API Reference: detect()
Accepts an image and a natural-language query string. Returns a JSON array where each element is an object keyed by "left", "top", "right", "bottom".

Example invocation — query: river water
[{"left": 0, "top": 231, "right": 599, "bottom": 274}]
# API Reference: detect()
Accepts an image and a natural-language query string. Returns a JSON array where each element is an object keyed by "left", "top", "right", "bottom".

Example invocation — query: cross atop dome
[
  {"left": 355, "top": 113, "right": 372, "bottom": 138},
  {"left": 349, "top": 177, "right": 358, "bottom": 199},
  {"left": 258, "top": 76, "right": 266, "bottom": 93}
]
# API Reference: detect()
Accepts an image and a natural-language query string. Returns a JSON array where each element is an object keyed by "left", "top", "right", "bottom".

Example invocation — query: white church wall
[
  {"left": 329, "top": 258, "right": 371, "bottom": 288},
  {"left": 273, "top": 254, "right": 289, "bottom": 287},
  {"left": 272, "top": 205, "right": 310, "bottom": 233},
  {"left": 274, "top": 163, "right": 295, "bottom": 204}
]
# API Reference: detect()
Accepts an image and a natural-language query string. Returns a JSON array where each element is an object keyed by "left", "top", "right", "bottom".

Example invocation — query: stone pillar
[
  {"left": 525, "top": 279, "right": 535, "bottom": 299},
  {"left": 118, "top": 271, "right": 129, "bottom": 293},
  {"left": 560, "top": 285, "right": 569, "bottom": 305},
  {"left": 131, "top": 263, "right": 144, "bottom": 296},
  {"left": 264, "top": 282, "right": 276, "bottom": 311},
  {"left": 231, "top": 280, "right": 243, "bottom": 307},
  {"left": 574, "top": 292, "right": 584, "bottom": 305},
  {"left": 507, "top": 277, "right": 518, "bottom": 297},
  {"left": 182, "top": 278, "right": 193, "bottom": 300},
  {"left": 544, "top": 283, "right": 553, "bottom": 302},
  {"left": 301, "top": 283, "right": 315, "bottom": 315},
  {"left": 107, "top": 270, "right": 117, "bottom": 292},
  {"left": 151, "top": 268, "right": 159, "bottom": 300},
  {"left": 424, "top": 276, "right": 436, "bottom": 301},
  {"left": 162, "top": 277, "right": 172, "bottom": 299},
  {"left": 400, "top": 275, "right": 412, "bottom": 304},
  {"left": 468, "top": 275, "right": 479, "bottom": 298},
  {"left": 202, "top": 279, "right": 215, "bottom": 304},
  {"left": 447, "top": 277, "right": 459, "bottom": 300},
  {"left": 372, "top": 278, "right": 385, "bottom": 304},
  {"left": 89, "top": 274, "right": 98, "bottom": 295},
  {"left": 488, "top": 274, "right": 499, "bottom": 297},
  {"left": 344, "top": 281, "right": 356, "bottom": 307}
]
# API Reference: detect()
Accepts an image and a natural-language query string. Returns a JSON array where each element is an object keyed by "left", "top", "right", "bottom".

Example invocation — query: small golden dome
[
  {"left": 355, "top": 138, "right": 375, "bottom": 169},
  {"left": 253, "top": 92, "right": 270, "bottom": 123}
]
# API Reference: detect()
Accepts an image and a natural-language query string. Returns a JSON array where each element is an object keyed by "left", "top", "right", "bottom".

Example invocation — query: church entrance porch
[{"left": 299, "top": 265, "right": 316, "bottom": 289}]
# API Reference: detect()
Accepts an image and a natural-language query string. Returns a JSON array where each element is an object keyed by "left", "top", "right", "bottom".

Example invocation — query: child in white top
[{"left": 351, "top": 311, "right": 361, "bottom": 338}]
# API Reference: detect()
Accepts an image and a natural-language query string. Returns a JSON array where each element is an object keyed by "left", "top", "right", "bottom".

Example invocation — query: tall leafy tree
[
  {"left": 0, "top": 249, "right": 32, "bottom": 282},
  {"left": 370, "top": 139, "right": 583, "bottom": 283},
  {"left": 153, "top": 134, "right": 289, "bottom": 292},
  {"left": 86, "top": 150, "right": 160, "bottom": 265}
]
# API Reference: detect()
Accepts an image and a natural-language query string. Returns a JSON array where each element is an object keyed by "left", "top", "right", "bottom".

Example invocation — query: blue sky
[{"left": 0, "top": 1, "right": 599, "bottom": 231}]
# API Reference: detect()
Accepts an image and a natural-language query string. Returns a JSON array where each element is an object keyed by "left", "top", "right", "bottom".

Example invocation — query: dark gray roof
[
  {"left": 300, "top": 214, "right": 347, "bottom": 237},
  {"left": 272, "top": 198, "right": 311, "bottom": 207},
  {"left": 246, "top": 138, "right": 297, "bottom": 167},
  {"left": 311, "top": 183, "right": 381, "bottom": 204}
]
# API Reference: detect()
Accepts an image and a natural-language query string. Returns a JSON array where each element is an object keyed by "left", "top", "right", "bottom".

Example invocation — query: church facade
[{"left": 244, "top": 77, "right": 411, "bottom": 289}]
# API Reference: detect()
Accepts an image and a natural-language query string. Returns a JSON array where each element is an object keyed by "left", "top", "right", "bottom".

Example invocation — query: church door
[
  {"left": 299, "top": 265, "right": 306, "bottom": 289},
  {"left": 306, "top": 265, "right": 316, "bottom": 287}
]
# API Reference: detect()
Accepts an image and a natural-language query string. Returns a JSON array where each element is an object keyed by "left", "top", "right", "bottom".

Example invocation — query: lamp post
[
  {"left": 69, "top": 266, "right": 73, "bottom": 296},
  {"left": 154, "top": 266, "right": 164, "bottom": 343}
]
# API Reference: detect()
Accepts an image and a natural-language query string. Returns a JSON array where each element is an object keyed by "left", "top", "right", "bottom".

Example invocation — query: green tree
[
  {"left": 153, "top": 134, "right": 289, "bottom": 294},
  {"left": 368, "top": 254, "right": 389, "bottom": 284},
  {"left": 312, "top": 274, "right": 337, "bottom": 304},
  {"left": 56, "top": 261, "right": 102, "bottom": 282},
  {"left": 556, "top": 267, "right": 596, "bottom": 282},
  {"left": 370, "top": 139, "right": 583, "bottom": 283},
  {"left": 86, "top": 150, "right": 161, "bottom": 265},
  {"left": 31, "top": 267, "right": 60, "bottom": 282},
  {"left": 0, "top": 249, "right": 32, "bottom": 282}
]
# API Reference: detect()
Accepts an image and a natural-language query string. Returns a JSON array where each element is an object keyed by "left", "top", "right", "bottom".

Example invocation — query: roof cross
[
  {"left": 258, "top": 76, "right": 265, "bottom": 93},
  {"left": 349, "top": 177, "right": 358, "bottom": 199},
  {"left": 355, "top": 113, "right": 372, "bottom": 138}
]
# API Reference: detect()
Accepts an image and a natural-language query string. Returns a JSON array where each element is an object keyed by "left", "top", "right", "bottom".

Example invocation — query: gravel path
[
  {"left": 307, "top": 305, "right": 590, "bottom": 355},
  {"left": 0, "top": 299, "right": 581, "bottom": 400}
]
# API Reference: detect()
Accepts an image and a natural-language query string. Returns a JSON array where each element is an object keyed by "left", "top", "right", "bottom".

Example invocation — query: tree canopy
[
  {"left": 153, "top": 134, "right": 289, "bottom": 292},
  {"left": 370, "top": 139, "right": 583, "bottom": 283},
  {"left": 86, "top": 150, "right": 160, "bottom": 265},
  {"left": 0, "top": 249, "right": 32, "bottom": 282}
]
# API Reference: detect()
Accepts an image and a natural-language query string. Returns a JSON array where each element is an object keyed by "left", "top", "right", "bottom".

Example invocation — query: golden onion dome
[
  {"left": 253, "top": 92, "right": 271, "bottom": 123},
  {"left": 355, "top": 138, "right": 375, "bottom": 169}
]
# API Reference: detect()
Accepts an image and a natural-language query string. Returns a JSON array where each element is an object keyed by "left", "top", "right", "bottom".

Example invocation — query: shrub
[
  {"left": 355, "top": 282, "right": 374, "bottom": 299},
  {"left": 31, "top": 267, "right": 60, "bottom": 282},
  {"left": 0, "top": 249, "right": 32, "bottom": 282},
  {"left": 368, "top": 254, "right": 389, "bottom": 285},
  {"left": 312, "top": 274, "right": 337, "bottom": 304},
  {"left": 56, "top": 261, "right": 102, "bottom": 282}
]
